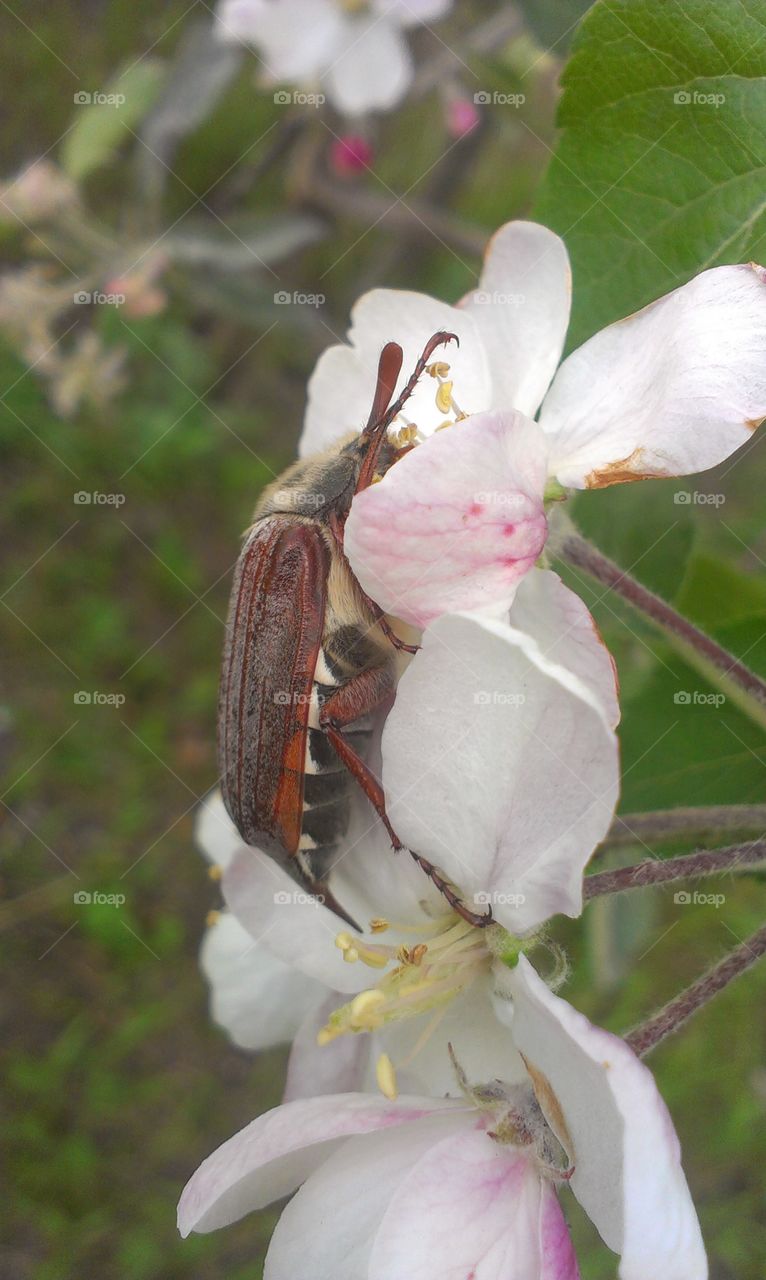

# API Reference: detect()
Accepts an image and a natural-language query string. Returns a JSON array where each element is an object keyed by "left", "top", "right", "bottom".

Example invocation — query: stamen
[
  {"left": 207, "top": 864, "right": 222, "bottom": 882},
  {"left": 376, "top": 1052, "right": 398, "bottom": 1100},
  {"left": 205, "top": 909, "right": 221, "bottom": 927},
  {"left": 369, "top": 918, "right": 390, "bottom": 933}
]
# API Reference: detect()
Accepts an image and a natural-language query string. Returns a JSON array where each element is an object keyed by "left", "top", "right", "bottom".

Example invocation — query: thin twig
[
  {"left": 625, "top": 924, "right": 766, "bottom": 1057},
  {"left": 559, "top": 532, "right": 766, "bottom": 729},
  {"left": 584, "top": 840, "right": 766, "bottom": 899},
  {"left": 604, "top": 805, "right": 766, "bottom": 848}
]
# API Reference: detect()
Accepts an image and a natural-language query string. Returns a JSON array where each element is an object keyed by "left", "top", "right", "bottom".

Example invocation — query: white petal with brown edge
[{"left": 540, "top": 264, "right": 766, "bottom": 489}]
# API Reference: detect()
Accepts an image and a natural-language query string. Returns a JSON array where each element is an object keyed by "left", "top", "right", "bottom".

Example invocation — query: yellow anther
[
  {"left": 435, "top": 419, "right": 455, "bottom": 432},
  {"left": 427, "top": 361, "right": 451, "bottom": 378},
  {"left": 335, "top": 931, "right": 355, "bottom": 952},
  {"left": 376, "top": 1052, "right": 399, "bottom": 1100},
  {"left": 411, "top": 943, "right": 428, "bottom": 965},
  {"left": 350, "top": 990, "right": 387, "bottom": 1027},
  {"left": 369, "top": 918, "right": 390, "bottom": 934},
  {"left": 343, "top": 947, "right": 360, "bottom": 964},
  {"left": 317, "top": 1025, "right": 340, "bottom": 1047},
  {"left": 205, "top": 909, "right": 221, "bottom": 927},
  {"left": 435, "top": 380, "right": 454, "bottom": 414},
  {"left": 207, "top": 864, "right": 223, "bottom": 882}
]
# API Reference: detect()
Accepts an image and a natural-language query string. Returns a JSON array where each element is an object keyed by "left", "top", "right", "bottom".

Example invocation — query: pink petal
[
  {"left": 265, "top": 1113, "right": 470, "bottom": 1280},
  {"left": 370, "top": 1128, "right": 579, "bottom": 1279},
  {"left": 178, "top": 1092, "right": 461, "bottom": 1236},
  {"left": 461, "top": 220, "right": 572, "bottom": 417},
  {"left": 501, "top": 958, "right": 708, "bottom": 1280},
  {"left": 541, "top": 264, "right": 766, "bottom": 489},
  {"left": 345, "top": 410, "right": 548, "bottom": 628},
  {"left": 381, "top": 612, "right": 619, "bottom": 932}
]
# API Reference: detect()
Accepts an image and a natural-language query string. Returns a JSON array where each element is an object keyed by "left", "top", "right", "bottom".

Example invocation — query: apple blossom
[
  {"left": 195, "top": 555, "right": 619, "bottom": 1083},
  {"left": 215, "top": 0, "right": 454, "bottom": 117},
  {"left": 179, "top": 956, "right": 707, "bottom": 1280},
  {"left": 298, "top": 220, "right": 766, "bottom": 630}
]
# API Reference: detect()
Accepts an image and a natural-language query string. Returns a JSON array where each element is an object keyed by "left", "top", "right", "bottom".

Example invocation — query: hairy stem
[
  {"left": 559, "top": 532, "right": 766, "bottom": 731},
  {"left": 604, "top": 805, "right": 766, "bottom": 848},
  {"left": 626, "top": 924, "right": 766, "bottom": 1057},
  {"left": 584, "top": 840, "right": 766, "bottom": 899}
]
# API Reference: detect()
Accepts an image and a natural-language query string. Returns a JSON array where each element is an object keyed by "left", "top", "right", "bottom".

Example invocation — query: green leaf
[
  {"left": 534, "top": 0, "right": 766, "bottom": 348},
  {"left": 61, "top": 60, "right": 165, "bottom": 180}
]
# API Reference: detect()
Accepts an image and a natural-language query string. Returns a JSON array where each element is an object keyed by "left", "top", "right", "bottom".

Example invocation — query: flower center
[{"left": 318, "top": 913, "right": 494, "bottom": 1047}]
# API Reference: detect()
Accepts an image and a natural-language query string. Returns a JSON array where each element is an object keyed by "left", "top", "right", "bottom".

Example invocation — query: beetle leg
[{"left": 319, "top": 671, "right": 492, "bottom": 928}]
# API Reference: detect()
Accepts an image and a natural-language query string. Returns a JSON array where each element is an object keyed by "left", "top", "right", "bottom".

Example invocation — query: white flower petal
[
  {"left": 502, "top": 957, "right": 708, "bottom": 1280},
  {"left": 381, "top": 612, "right": 619, "bottom": 932},
  {"left": 284, "top": 992, "right": 371, "bottom": 1101},
  {"left": 370, "top": 1127, "right": 579, "bottom": 1280},
  {"left": 217, "top": 0, "right": 343, "bottom": 80},
  {"left": 200, "top": 913, "right": 324, "bottom": 1051},
  {"left": 509, "top": 568, "right": 620, "bottom": 729},
  {"left": 323, "top": 14, "right": 413, "bottom": 116},
  {"left": 222, "top": 847, "right": 371, "bottom": 995},
  {"left": 195, "top": 789, "right": 244, "bottom": 871},
  {"left": 541, "top": 264, "right": 766, "bottom": 489},
  {"left": 178, "top": 1092, "right": 462, "bottom": 1236},
  {"left": 461, "top": 221, "right": 572, "bottom": 417},
  {"left": 345, "top": 410, "right": 548, "bottom": 627},
  {"left": 301, "top": 289, "right": 490, "bottom": 457},
  {"left": 372, "top": 0, "right": 453, "bottom": 27},
  {"left": 265, "top": 1114, "right": 469, "bottom": 1280},
  {"left": 378, "top": 984, "right": 527, "bottom": 1098}
]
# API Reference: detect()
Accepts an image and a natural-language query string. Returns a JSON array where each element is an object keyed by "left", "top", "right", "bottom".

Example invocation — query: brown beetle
[{"left": 217, "top": 333, "right": 490, "bottom": 929}]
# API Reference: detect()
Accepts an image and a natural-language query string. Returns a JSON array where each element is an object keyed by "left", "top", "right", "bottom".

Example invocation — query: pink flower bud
[
  {"left": 330, "top": 135, "right": 374, "bottom": 176},
  {"left": 446, "top": 95, "right": 480, "bottom": 139}
]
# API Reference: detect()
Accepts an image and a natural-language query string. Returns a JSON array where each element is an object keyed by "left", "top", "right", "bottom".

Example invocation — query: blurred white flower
[{"left": 216, "top": 0, "right": 454, "bottom": 116}]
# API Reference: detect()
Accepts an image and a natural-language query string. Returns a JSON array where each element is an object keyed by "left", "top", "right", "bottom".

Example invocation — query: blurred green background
[{"left": 2, "top": 2, "right": 764, "bottom": 1277}]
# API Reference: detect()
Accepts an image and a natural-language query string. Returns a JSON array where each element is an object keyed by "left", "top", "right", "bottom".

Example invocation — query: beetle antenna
[{"left": 357, "top": 330, "right": 459, "bottom": 493}]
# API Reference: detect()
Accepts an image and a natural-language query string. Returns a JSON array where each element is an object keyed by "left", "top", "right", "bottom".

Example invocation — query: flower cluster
[{"left": 180, "top": 219, "right": 766, "bottom": 1277}]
